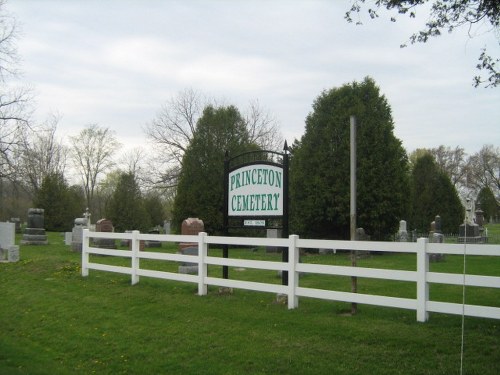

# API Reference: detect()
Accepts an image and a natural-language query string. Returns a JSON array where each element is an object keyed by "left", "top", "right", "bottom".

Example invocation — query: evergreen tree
[
  {"left": 105, "top": 172, "right": 149, "bottom": 232},
  {"left": 34, "top": 173, "right": 84, "bottom": 231},
  {"left": 172, "top": 105, "right": 258, "bottom": 233},
  {"left": 144, "top": 192, "right": 166, "bottom": 228},
  {"left": 410, "top": 153, "right": 464, "bottom": 233},
  {"left": 290, "top": 77, "right": 409, "bottom": 240},
  {"left": 476, "top": 186, "right": 498, "bottom": 223}
]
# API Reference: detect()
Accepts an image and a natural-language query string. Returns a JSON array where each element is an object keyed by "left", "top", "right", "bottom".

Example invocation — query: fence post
[
  {"left": 416, "top": 237, "right": 429, "bottom": 322},
  {"left": 198, "top": 232, "right": 208, "bottom": 296},
  {"left": 81, "top": 229, "right": 89, "bottom": 277},
  {"left": 131, "top": 230, "right": 140, "bottom": 285},
  {"left": 287, "top": 235, "right": 299, "bottom": 309}
]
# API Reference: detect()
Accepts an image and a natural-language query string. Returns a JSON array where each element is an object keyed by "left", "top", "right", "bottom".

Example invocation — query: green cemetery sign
[{"left": 228, "top": 164, "right": 283, "bottom": 216}]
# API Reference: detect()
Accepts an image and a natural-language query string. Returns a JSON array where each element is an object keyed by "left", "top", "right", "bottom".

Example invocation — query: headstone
[
  {"left": 64, "top": 232, "right": 72, "bottom": 246},
  {"left": 354, "top": 228, "right": 370, "bottom": 257},
  {"left": 429, "top": 215, "right": 444, "bottom": 261},
  {"left": 95, "top": 218, "right": 116, "bottom": 249},
  {"left": 179, "top": 218, "right": 204, "bottom": 250},
  {"left": 0, "top": 222, "right": 15, "bottom": 250},
  {"left": 164, "top": 220, "right": 171, "bottom": 235},
  {"left": 145, "top": 229, "right": 161, "bottom": 248},
  {"left": 178, "top": 218, "right": 204, "bottom": 274},
  {"left": 458, "top": 223, "right": 484, "bottom": 243},
  {"left": 178, "top": 246, "right": 199, "bottom": 274},
  {"left": 266, "top": 228, "right": 281, "bottom": 253},
  {"left": 9, "top": 218, "right": 21, "bottom": 233},
  {"left": 21, "top": 208, "right": 48, "bottom": 245},
  {"left": 71, "top": 218, "right": 87, "bottom": 252},
  {"left": 8, "top": 245, "right": 19, "bottom": 262},
  {"left": 396, "top": 220, "right": 408, "bottom": 242}
]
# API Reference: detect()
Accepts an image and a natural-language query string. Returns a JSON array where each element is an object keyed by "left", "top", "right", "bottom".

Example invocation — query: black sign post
[{"left": 223, "top": 142, "right": 289, "bottom": 285}]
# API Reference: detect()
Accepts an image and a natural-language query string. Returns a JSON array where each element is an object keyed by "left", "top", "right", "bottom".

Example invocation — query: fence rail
[{"left": 81, "top": 229, "right": 500, "bottom": 322}]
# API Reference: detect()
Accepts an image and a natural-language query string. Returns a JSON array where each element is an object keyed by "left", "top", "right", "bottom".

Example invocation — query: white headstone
[
  {"left": 0, "top": 222, "right": 15, "bottom": 249},
  {"left": 8, "top": 245, "right": 19, "bottom": 262}
]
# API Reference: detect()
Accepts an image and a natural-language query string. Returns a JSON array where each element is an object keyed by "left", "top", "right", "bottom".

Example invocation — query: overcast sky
[{"left": 8, "top": 0, "right": 500, "bottom": 157}]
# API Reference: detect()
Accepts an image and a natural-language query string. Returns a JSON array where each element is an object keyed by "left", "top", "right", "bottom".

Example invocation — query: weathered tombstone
[
  {"left": 429, "top": 215, "right": 445, "bottom": 262},
  {"left": 0, "top": 222, "right": 15, "bottom": 250},
  {"left": 145, "top": 229, "right": 161, "bottom": 248},
  {"left": 178, "top": 246, "right": 199, "bottom": 274},
  {"left": 266, "top": 228, "right": 281, "bottom": 253},
  {"left": 95, "top": 218, "right": 116, "bottom": 249},
  {"left": 64, "top": 232, "right": 72, "bottom": 246},
  {"left": 178, "top": 218, "right": 204, "bottom": 274},
  {"left": 8, "top": 245, "right": 19, "bottom": 262},
  {"left": 355, "top": 228, "right": 370, "bottom": 257},
  {"left": 458, "top": 222, "right": 481, "bottom": 243},
  {"left": 179, "top": 218, "right": 204, "bottom": 250},
  {"left": 164, "top": 220, "right": 171, "bottom": 235},
  {"left": 71, "top": 218, "right": 87, "bottom": 252},
  {"left": 396, "top": 220, "right": 408, "bottom": 242},
  {"left": 21, "top": 208, "right": 48, "bottom": 245},
  {"left": 10, "top": 218, "right": 21, "bottom": 233}
]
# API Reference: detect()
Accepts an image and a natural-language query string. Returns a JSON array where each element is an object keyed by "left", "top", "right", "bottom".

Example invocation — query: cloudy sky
[{"left": 8, "top": 0, "right": 500, "bottom": 156}]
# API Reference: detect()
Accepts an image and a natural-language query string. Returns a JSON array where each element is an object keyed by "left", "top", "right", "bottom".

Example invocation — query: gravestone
[
  {"left": 396, "top": 220, "right": 408, "bottom": 242},
  {"left": 164, "top": 220, "right": 171, "bottom": 235},
  {"left": 179, "top": 218, "right": 204, "bottom": 250},
  {"left": 0, "top": 222, "right": 15, "bottom": 249},
  {"left": 21, "top": 208, "right": 48, "bottom": 245},
  {"left": 10, "top": 218, "right": 21, "bottom": 233},
  {"left": 178, "top": 246, "right": 199, "bottom": 274},
  {"left": 0, "top": 222, "right": 16, "bottom": 262},
  {"left": 71, "top": 217, "right": 88, "bottom": 252},
  {"left": 145, "top": 229, "right": 161, "bottom": 248},
  {"left": 429, "top": 215, "right": 445, "bottom": 262},
  {"left": 266, "top": 228, "right": 281, "bottom": 253},
  {"left": 64, "top": 232, "right": 72, "bottom": 246},
  {"left": 95, "top": 218, "right": 116, "bottom": 249},
  {"left": 458, "top": 223, "right": 483, "bottom": 243},
  {"left": 178, "top": 218, "right": 204, "bottom": 274}
]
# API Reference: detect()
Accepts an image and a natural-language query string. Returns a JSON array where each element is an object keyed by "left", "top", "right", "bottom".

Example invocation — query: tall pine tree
[
  {"left": 290, "top": 77, "right": 409, "bottom": 240},
  {"left": 410, "top": 153, "right": 463, "bottom": 233},
  {"left": 172, "top": 105, "right": 258, "bottom": 233}
]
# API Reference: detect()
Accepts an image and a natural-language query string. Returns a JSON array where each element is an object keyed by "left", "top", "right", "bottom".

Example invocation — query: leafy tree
[
  {"left": 105, "top": 172, "right": 149, "bottom": 232},
  {"left": 0, "top": 0, "right": 32, "bottom": 179},
  {"left": 145, "top": 89, "right": 282, "bottom": 190},
  {"left": 17, "top": 114, "right": 67, "bottom": 197},
  {"left": 34, "top": 173, "right": 84, "bottom": 231},
  {"left": 290, "top": 77, "right": 409, "bottom": 240},
  {"left": 467, "top": 144, "right": 500, "bottom": 199},
  {"left": 69, "top": 124, "right": 121, "bottom": 217},
  {"left": 476, "top": 186, "right": 498, "bottom": 223},
  {"left": 144, "top": 192, "right": 166, "bottom": 228},
  {"left": 172, "top": 105, "right": 258, "bottom": 233},
  {"left": 346, "top": 0, "right": 500, "bottom": 87},
  {"left": 410, "top": 153, "right": 464, "bottom": 233}
]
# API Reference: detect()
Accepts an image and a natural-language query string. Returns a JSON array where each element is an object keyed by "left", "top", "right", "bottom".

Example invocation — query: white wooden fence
[{"left": 81, "top": 229, "right": 500, "bottom": 322}]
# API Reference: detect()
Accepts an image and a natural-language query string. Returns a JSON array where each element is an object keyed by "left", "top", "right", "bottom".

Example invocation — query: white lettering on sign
[{"left": 228, "top": 164, "right": 283, "bottom": 217}]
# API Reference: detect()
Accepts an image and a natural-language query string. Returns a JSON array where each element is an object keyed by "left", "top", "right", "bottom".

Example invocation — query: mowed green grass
[{"left": 0, "top": 231, "right": 499, "bottom": 375}]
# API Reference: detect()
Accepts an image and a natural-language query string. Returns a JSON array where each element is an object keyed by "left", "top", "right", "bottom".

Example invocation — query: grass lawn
[{"left": 1, "top": 231, "right": 499, "bottom": 375}]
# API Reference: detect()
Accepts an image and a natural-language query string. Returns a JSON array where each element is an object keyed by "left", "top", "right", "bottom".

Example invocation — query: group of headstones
[{"left": 458, "top": 203, "right": 488, "bottom": 244}]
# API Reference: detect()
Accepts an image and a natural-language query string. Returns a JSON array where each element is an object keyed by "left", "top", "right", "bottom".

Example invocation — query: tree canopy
[
  {"left": 34, "top": 173, "right": 84, "bottom": 232},
  {"left": 172, "top": 105, "right": 259, "bottom": 233},
  {"left": 346, "top": 0, "right": 500, "bottom": 87},
  {"left": 290, "top": 77, "right": 409, "bottom": 240},
  {"left": 410, "top": 153, "right": 464, "bottom": 233},
  {"left": 105, "top": 172, "right": 150, "bottom": 232}
]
